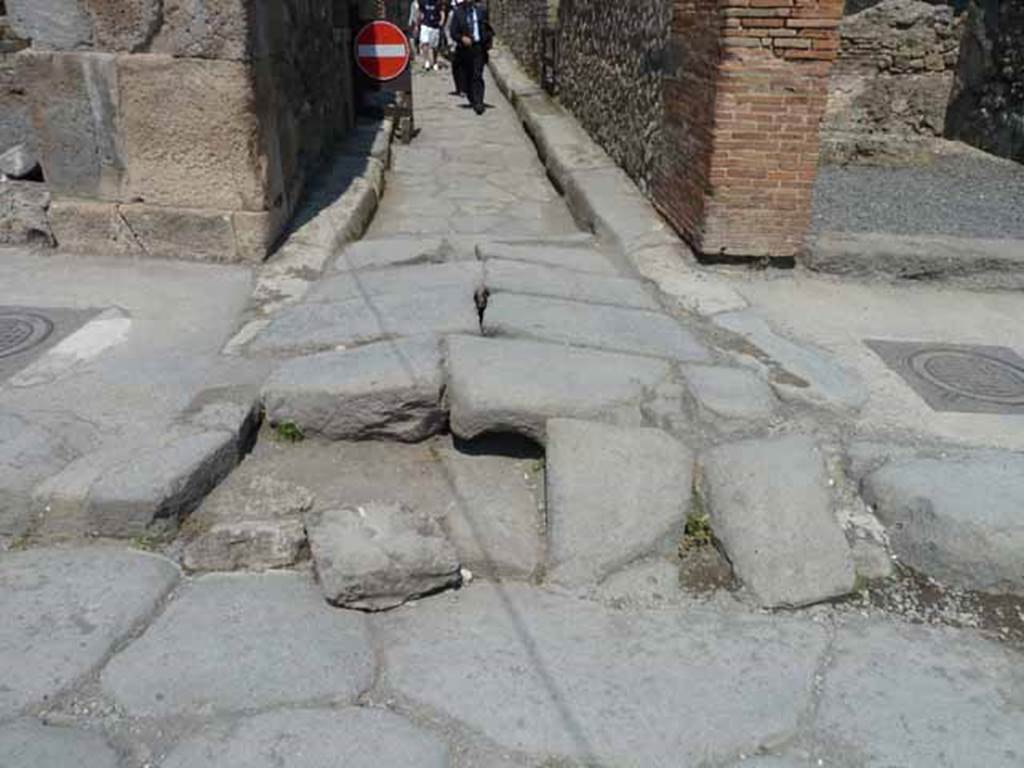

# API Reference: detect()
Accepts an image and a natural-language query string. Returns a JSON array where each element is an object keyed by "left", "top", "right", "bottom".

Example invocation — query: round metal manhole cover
[
  {"left": 0, "top": 312, "right": 54, "bottom": 359},
  {"left": 909, "top": 349, "right": 1024, "bottom": 405}
]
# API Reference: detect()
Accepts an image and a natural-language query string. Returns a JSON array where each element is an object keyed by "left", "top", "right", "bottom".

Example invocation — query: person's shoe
[{"left": 473, "top": 104, "right": 485, "bottom": 115}]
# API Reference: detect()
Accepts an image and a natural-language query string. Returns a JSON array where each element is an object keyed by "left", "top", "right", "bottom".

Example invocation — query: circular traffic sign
[{"left": 355, "top": 21, "right": 411, "bottom": 82}]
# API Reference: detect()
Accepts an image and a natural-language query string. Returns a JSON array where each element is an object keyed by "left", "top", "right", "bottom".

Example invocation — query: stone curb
[
  {"left": 806, "top": 231, "right": 1024, "bottom": 289},
  {"left": 487, "top": 48, "right": 747, "bottom": 318}
]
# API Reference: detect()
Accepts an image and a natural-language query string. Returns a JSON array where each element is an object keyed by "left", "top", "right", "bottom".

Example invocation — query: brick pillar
[{"left": 655, "top": 0, "right": 842, "bottom": 260}]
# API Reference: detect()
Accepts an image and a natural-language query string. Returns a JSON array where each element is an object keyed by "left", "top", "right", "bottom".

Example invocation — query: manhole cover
[
  {"left": 0, "top": 311, "right": 53, "bottom": 359},
  {"left": 866, "top": 339, "right": 1024, "bottom": 414}
]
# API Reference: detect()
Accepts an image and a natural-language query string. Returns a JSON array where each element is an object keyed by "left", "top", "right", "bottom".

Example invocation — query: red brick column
[{"left": 655, "top": 0, "right": 843, "bottom": 260}]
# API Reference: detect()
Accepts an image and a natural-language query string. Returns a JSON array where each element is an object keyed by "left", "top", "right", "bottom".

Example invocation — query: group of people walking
[{"left": 408, "top": 0, "right": 492, "bottom": 115}]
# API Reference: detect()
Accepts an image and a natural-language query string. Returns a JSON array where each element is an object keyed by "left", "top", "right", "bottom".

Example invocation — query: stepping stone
[
  {"left": 714, "top": 310, "right": 869, "bottom": 411},
  {"left": 0, "top": 547, "right": 180, "bottom": 718},
  {"left": 307, "top": 261, "right": 483, "bottom": 303},
  {"left": 0, "top": 721, "right": 120, "bottom": 768},
  {"left": 860, "top": 452, "right": 1024, "bottom": 593},
  {"left": 305, "top": 502, "right": 462, "bottom": 611},
  {"left": 446, "top": 336, "right": 673, "bottom": 443},
  {"left": 247, "top": 288, "right": 479, "bottom": 356},
  {"left": 436, "top": 440, "right": 545, "bottom": 580},
  {"left": 681, "top": 364, "right": 778, "bottom": 420},
  {"left": 483, "top": 293, "right": 710, "bottom": 362},
  {"left": 101, "top": 572, "right": 374, "bottom": 717},
  {"left": 476, "top": 241, "right": 622, "bottom": 275},
  {"left": 815, "top": 618, "right": 1024, "bottom": 766},
  {"left": 182, "top": 472, "right": 315, "bottom": 572},
  {"left": 698, "top": 435, "right": 856, "bottom": 607},
  {"left": 373, "top": 582, "right": 829, "bottom": 766},
  {"left": 162, "top": 708, "right": 450, "bottom": 768},
  {"left": 484, "top": 258, "right": 661, "bottom": 310},
  {"left": 546, "top": 419, "right": 693, "bottom": 587},
  {"left": 261, "top": 336, "right": 445, "bottom": 442}
]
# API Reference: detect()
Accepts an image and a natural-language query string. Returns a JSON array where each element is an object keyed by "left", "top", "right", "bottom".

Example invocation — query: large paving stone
[
  {"left": 306, "top": 503, "right": 461, "bottom": 611},
  {"left": 476, "top": 241, "right": 622, "bottom": 275},
  {"left": 247, "top": 289, "right": 478, "bottom": 356},
  {"left": 161, "top": 708, "right": 450, "bottom": 768},
  {"left": 181, "top": 472, "right": 314, "bottom": 572},
  {"left": 100, "top": 571, "right": 375, "bottom": 717},
  {"left": 373, "top": 583, "right": 828, "bottom": 766},
  {"left": 814, "top": 618, "right": 1024, "bottom": 766},
  {"left": 546, "top": 419, "right": 692, "bottom": 587},
  {"left": 714, "top": 310, "right": 869, "bottom": 411},
  {"left": 85, "top": 0, "right": 162, "bottom": 51},
  {"left": 436, "top": 440, "right": 545, "bottom": 580},
  {"left": 330, "top": 236, "right": 449, "bottom": 272},
  {"left": 0, "top": 720, "right": 120, "bottom": 768},
  {"left": 0, "top": 143, "right": 40, "bottom": 179},
  {"left": 699, "top": 435, "right": 856, "bottom": 607},
  {"left": 446, "top": 335, "right": 673, "bottom": 443},
  {"left": 261, "top": 337, "right": 445, "bottom": 442},
  {"left": 6, "top": 0, "right": 94, "bottom": 50},
  {"left": 483, "top": 293, "right": 710, "bottom": 362},
  {"left": 19, "top": 51, "right": 125, "bottom": 199},
  {"left": 861, "top": 453, "right": 1024, "bottom": 593},
  {"left": 681, "top": 364, "right": 778, "bottom": 420},
  {"left": 483, "top": 258, "right": 661, "bottom": 310},
  {"left": 0, "top": 547, "right": 180, "bottom": 718},
  {"left": 307, "top": 261, "right": 483, "bottom": 304}
]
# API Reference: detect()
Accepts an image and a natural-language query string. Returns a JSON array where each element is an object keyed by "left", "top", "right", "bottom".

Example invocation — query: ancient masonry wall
[
  {"left": 821, "top": 0, "right": 963, "bottom": 163},
  {"left": 6, "top": 0, "right": 359, "bottom": 262},
  {"left": 0, "top": 0, "right": 32, "bottom": 157},
  {"left": 946, "top": 0, "right": 1024, "bottom": 164}
]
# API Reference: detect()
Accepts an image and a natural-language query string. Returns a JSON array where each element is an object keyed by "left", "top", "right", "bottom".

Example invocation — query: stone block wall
[
  {"left": 0, "top": 0, "right": 33, "bottom": 157},
  {"left": 7, "top": 0, "right": 359, "bottom": 262},
  {"left": 490, "top": 0, "right": 550, "bottom": 80},
  {"left": 946, "top": 0, "right": 1024, "bottom": 163},
  {"left": 821, "top": 0, "right": 963, "bottom": 163}
]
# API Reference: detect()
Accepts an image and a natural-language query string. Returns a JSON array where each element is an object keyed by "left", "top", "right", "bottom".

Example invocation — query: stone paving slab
[
  {"left": 373, "top": 582, "right": 828, "bottom": 766},
  {"left": 483, "top": 258, "right": 662, "bottom": 310},
  {"left": 330, "top": 237, "right": 449, "bottom": 272},
  {"left": 446, "top": 335, "right": 673, "bottom": 442},
  {"left": 261, "top": 336, "right": 445, "bottom": 442},
  {"left": 162, "top": 708, "right": 451, "bottom": 768},
  {"left": 699, "top": 435, "right": 856, "bottom": 607},
  {"left": 483, "top": 293, "right": 711, "bottom": 362},
  {"left": 546, "top": 419, "right": 692, "bottom": 587},
  {"left": 476, "top": 241, "right": 623, "bottom": 275},
  {"left": 307, "top": 261, "right": 483, "bottom": 304},
  {"left": 861, "top": 452, "right": 1024, "bottom": 593},
  {"left": 246, "top": 289, "right": 479, "bottom": 356},
  {"left": 100, "top": 571, "right": 375, "bottom": 717},
  {"left": 0, "top": 547, "right": 180, "bottom": 718},
  {"left": 0, "top": 720, "right": 120, "bottom": 768},
  {"left": 681, "top": 364, "right": 778, "bottom": 421}
]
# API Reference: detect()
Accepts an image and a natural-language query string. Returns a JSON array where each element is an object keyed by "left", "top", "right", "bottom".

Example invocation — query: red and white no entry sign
[{"left": 355, "top": 21, "right": 411, "bottom": 82}]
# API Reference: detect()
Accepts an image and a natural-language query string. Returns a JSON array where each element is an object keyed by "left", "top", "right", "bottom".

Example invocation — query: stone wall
[
  {"left": 946, "top": 0, "right": 1024, "bottom": 163},
  {"left": 821, "top": 0, "right": 963, "bottom": 163},
  {"left": 489, "top": 0, "right": 550, "bottom": 80},
  {"left": 0, "top": 0, "right": 33, "bottom": 158},
  {"left": 7, "top": 0, "right": 360, "bottom": 261}
]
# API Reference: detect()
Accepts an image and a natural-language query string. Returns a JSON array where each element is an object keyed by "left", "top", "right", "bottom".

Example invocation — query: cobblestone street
[{"left": 2, "top": 55, "right": 1024, "bottom": 767}]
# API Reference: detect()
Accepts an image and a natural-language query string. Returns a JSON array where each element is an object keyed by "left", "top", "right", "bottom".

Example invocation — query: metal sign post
[{"left": 354, "top": 20, "right": 416, "bottom": 143}]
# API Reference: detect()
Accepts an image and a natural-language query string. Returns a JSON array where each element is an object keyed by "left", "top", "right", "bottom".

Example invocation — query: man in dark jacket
[{"left": 449, "top": 0, "right": 490, "bottom": 114}]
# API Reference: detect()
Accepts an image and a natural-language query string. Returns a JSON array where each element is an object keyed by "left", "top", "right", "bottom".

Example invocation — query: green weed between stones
[
  {"left": 274, "top": 421, "right": 305, "bottom": 443},
  {"left": 680, "top": 488, "right": 715, "bottom": 552}
]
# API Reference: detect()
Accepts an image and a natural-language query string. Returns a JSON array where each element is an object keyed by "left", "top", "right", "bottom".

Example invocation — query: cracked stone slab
[
  {"left": 306, "top": 503, "right": 461, "bottom": 611},
  {"left": 476, "top": 241, "right": 622, "bottom": 275},
  {"left": 373, "top": 582, "right": 828, "bottom": 766},
  {"left": 446, "top": 335, "right": 673, "bottom": 443},
  {"left": 0, "top": 547, "right": 180, "bottom": 719},
  {"left": 162, "top": 708, "right": 450, "bottom": 768},
  {"left": 331, "top": 237, "right": 449, "bottom": 272},
  {"left": 0, "top": 720, "right": 120, "bottom": 768},
  {"left": 306, "top": 261, "right": 483, "bottom": 304},
  {"left": 246, "top": 289, "right": 479, "bottom": 356},
  {"left": 815, "top": 618, "right": 1024, "bottom": 767},
  {"left": 483, "top": 258, "right": 661, "bottom": 310},
  {"left": 681, "top": 364, "right": 778, "bottom": 420},
  {"left": 715, "top": 310, "right": 869, "bottom": 411},
  {"left": 261, "top": 336, "right": 445, "bottom": 442},
  {"left": 861, "top": 453, "right": 1024, "bottom": 593},
  {"left": 100, "top": 571, "right": 374, "bottom": 717},
  {"left": 181, "top": 472, "right": 315, "bottom": 572},
  {"left": 699, "top": 435, "right": 856, "bottom": 607},
  {"left": 546, "top": 419, "right": 692, "bottom": 587},
  {"left": 483, "top": 293, "right": 711, "bottom": 362}
]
